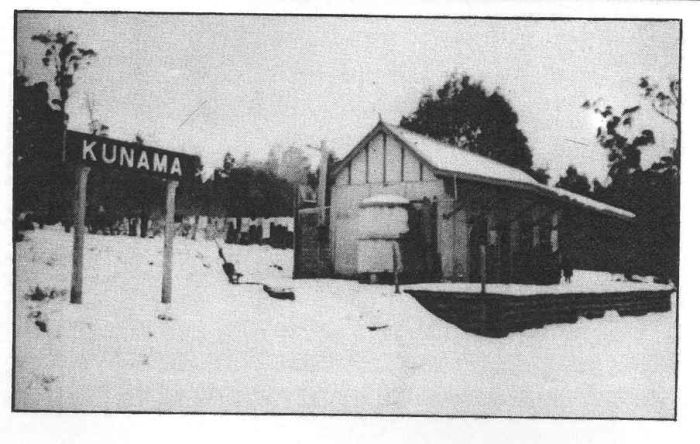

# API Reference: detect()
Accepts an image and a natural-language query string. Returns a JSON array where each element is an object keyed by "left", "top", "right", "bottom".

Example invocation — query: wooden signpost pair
[{"left": 65, "top": 131, "right": 198, "bottom": 306}]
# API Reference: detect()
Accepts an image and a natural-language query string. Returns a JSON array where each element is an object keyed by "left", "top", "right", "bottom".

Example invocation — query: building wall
[
  {"left": 330, "top": 130, "right": 574, "bottom": 283},
  {"left": 330, "top": 131, "right": 443, "bottom": 276},
  {"left": 439, "top": 181, "right": 564, "bottom": 283}
]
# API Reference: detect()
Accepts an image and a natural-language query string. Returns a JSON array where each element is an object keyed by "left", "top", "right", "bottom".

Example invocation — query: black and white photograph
[{"left": 5, "top": 1, "right": 699, "bottom": 440}]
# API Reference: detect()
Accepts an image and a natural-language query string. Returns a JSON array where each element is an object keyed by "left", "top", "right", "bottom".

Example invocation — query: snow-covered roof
[
  {"left": 359, "top": 194, "right": 410, "bottom": 208},
  {"left": 542, "top": 186, "right": 635, "bottom": 220},
  {"left": 385, "top": 124, "right": 539, "bottom": 186},
  {"left": 333, "top": 121, "right": 635, "bottom": 221}
]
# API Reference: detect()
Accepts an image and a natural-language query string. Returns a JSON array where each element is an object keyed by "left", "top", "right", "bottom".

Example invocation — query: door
[
  {"left": 399, "top": 198, "right": 440, "bottom": 282},
  {"left": 468, "top": 216, "right": 487, "bottom": 283}
]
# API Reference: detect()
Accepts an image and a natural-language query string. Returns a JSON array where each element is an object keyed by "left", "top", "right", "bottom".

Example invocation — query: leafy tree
[
  {"left": 400, "top": 73, "right": 533, "bottom": 171},
  {"left": 556, "top": 166, "right": 591, "bottom": 196},
  {"left": 639, "top": 77, "right": 680, "bottom": 173},
  {"left": 205, "top": 152, "right": 295, "bottom": 220},
  {"left": 263, "top": 148, "right": 280, "bottom": 176},
  {"left": 278, "top": 146, "right": 311, "bottom": 185},
  {"left": 31, "top": 31, "right": 96, "bottom": 135},
  {"left": 639, "top": 77, "right": 679, "bottom": 129},
  {"left": 581, "top": 100, "right": 655, "bottom": 183},
  {"left": 580, "top": 77, "right": 680, "bottom": 283},
  {"left": 18, "top": 31, "right": 97, "bottom": 231},
  {"left": 592, "top": 178, "right": 606, "bottom": 196},
  {"left": 222, "top": 152, "right": 235, "bottom": 175},
  {"left": 14, "top": 72, "right": 62, "bottom": 163},
  {"left": 528, "top": 167, "right": 550, "bottom": 185},
  {"left": 14, "top": 71, "right": 64, "bottom": 222},
  {"left": 583, "top": 76, "right": 679, "bottom": 181}
]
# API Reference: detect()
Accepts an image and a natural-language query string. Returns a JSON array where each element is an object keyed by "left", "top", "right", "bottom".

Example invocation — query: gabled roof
[{"left": 332, "top": 121, "right": 635, "bottom": 221}]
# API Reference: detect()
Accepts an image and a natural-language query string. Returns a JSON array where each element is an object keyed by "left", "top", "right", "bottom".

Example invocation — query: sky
[{"left": 16, "top": 13, "right": 679, "bottom": 181}]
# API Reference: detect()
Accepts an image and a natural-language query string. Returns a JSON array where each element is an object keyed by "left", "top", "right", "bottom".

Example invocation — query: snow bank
[
  {"left": 404, "top": 270, "right": 674, "bottom": 296},
  {"left": 14, "top": 229, "right": 675, "bottom": 417}
]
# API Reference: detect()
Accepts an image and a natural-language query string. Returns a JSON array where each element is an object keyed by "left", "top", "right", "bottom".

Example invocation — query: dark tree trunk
[
  {"left": 140, "top": 212, "right": 149, "bottom": 238},
  {"left": 129, "top": 217, "right": 138, "bottom": 236},
  {"left": 191, "top": 213, "right": 200, "bottom": 240}
]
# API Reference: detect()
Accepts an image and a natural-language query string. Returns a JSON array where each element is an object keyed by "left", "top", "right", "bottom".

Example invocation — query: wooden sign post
[
  {"left": 70, "top": 165, "right": 91, "bottom": 304},
  {"left": 65, "top": 131, "right": 198, "bottom": 306},
  {"left": 161, "top": 180, "right": 179, "bottom": 304}
]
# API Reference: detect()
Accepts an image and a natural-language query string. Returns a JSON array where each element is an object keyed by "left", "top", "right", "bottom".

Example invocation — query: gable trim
[{"left": 330, "top": 121, "right": 438, "bottom": 179}]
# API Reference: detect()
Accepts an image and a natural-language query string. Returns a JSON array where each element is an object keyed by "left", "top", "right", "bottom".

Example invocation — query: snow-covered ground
[
  {"left": 404, "top": 271, "right": 673, "bottom": 295},
  {"left": 14, "top": 226, "right": 676, "bottom": 417}
]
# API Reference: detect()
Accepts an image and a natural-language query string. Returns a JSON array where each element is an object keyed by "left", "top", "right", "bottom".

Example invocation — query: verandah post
[
  {"left": 480, "top": 244, "right": 487, "bottom": 295},
  {"left": 393, "top": 242, "right": 400, "bottom": 294},
  {"left": 161, "top": 179, "right": 179, "bottom": 304},
  {"left": 70, "top": 165, "right": 91, "bottom": 304}
]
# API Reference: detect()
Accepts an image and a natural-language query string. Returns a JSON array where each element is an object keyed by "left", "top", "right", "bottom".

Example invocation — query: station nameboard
[{"left": 66, "top": 130, "right": 199, "bottom": 182}]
